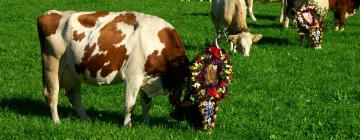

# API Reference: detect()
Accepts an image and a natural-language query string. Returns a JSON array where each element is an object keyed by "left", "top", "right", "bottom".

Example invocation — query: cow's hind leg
[
  {"left": 42, "top": 55, "right": 61, "bottom": 123},
  {"left": 65, "top": 84, "right": 88, "bottom": 120},
  {"left": 123, "top": 77, "right": 143, "bottom": 127},
  {"left": 61, "top": 67, "right": 88, "bottom": 120},
  {"left": 141, "top": 92, "right": 152, "bottom": 123}
]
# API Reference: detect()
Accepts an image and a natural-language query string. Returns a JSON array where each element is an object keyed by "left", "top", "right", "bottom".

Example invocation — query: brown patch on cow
[
  {"left": 76, "top": 13, "right": 137, "bottom": 78},
  {"left": 73, "top": 31, "right": 85, "bottom": 42},
  {"left": 144, "top": 50, "right": 167, "bottom": 77},
  {"left": 145, "top": 28, "right": 187, "bottom": 77},
  {"left": 148, "top": 28, "right": 190, "bottom": 105},
  {"left": 78, "top": 12, "right": 109, "bottom": 28},
  {"left": 37, "top": 13, "right": 62, "bottom": 37}
]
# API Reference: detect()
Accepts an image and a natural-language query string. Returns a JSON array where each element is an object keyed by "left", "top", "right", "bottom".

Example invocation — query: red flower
[
  {"left": 225, "top": 54, "right": 230, "bottom": 60},
  {"left": 195, "top": 55, "right": 202, "bottom": 62},
  {"left": 209, "top": 46, "right": 221, "bottom": 58},
  {"left": 221, "top": 81, "right": 227, "bottom": 86},
  {"left": 208, "top": 88, "right": 218, "bottom": 97}
]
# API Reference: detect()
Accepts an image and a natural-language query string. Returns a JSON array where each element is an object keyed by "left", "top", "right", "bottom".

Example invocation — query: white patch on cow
[
  {"left": 97, "top": 69, "right": 119, "bottom": 85},
  {"left": 141, "top": 76, "right": 166, "bottom": 98},
  {"left": 103, "top": 61, "right": 110, "bottom": 66}
]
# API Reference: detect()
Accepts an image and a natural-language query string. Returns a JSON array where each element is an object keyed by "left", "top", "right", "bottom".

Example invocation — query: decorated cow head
[{"left": 170, "top": 44, "right": 233, "bottom": 131}]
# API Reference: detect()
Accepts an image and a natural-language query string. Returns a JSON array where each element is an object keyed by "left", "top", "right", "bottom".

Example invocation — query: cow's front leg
[
  {"left": 141, "top": 92, "right": 152, "bottom": 123},
  {"left": 123, "top": 77, "right": 142, "bottom": 127},
  {"left": 338, "top": 11, "right": 346, "bottom": 32}
]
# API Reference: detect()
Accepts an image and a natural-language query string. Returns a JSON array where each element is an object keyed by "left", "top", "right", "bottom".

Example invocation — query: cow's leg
[
  {"left": 280, "top": 0, "right": 285, "bottom": 23},
  {"left": 246, "top": 0, "right": 257, "bottom": 21},
  {"left": 283, "top": 17, "right": 290, "bottom": 28},
  {"left": 338, "top": 11, "right": 346, "bottom": 32},
  {"left": 298, "top": 32, "right": 305, "bottom": 46},
  {"left": 123, "top": 77, "right": 142, "bottom": 127},
  {"left": 42, "top": 55, "right": 61, "bottom": 123},
  {"left": 334, "top": 12, "right": 340, "bottom": 31},
  {"left": 65, "top": 84, "right": 88, "bottom": 120},
  {"left": 281, "top": 0, "right": 290, "bottom": 28},
  {"left": 140, "top": 92, "right": 152, "bottom": 123}
]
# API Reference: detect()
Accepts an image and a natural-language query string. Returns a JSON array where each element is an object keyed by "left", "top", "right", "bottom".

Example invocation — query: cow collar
[{"left": 185, "top": 44, "right": 233, "bottom": 131}]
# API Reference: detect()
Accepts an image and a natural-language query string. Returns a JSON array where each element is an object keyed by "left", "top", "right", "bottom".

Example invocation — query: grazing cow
[
  {"left": 182, "top": 0, "right": 257, "bottom": 21},
  {"left": 211, "top": 0, "right": 262, "bottom": 56},
  {"left": 37, "top": 10, "right": 189, "bottom": 127},
  {"left": 329, "top": 0, "right": 360, "bottom": 31},
  {"left": 281, "top": 0, "right": 329, "bottom": 27},
  {"left": 281, "top": 0, "right": 359, "bottom": 31}
]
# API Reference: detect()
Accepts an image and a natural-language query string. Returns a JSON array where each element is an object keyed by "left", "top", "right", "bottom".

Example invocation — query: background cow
[
  {"left": 182, "top": 0, "right": 257, "bottom": 21},
  {"left": 37, "top": 10, "right": 189, "bottom": 127},
  {"left": 281, "top": 0, "right": 359, "bottom": 31},
  {"left": 211, "top": 0, "right": 262, "bottom": 56},
  {"left": 329, "top": 0, "right": 360, "bottom": 31}
]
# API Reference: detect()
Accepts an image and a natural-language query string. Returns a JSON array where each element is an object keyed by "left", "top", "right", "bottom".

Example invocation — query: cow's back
[{"left": 38, "top": 11, "right": 183, "bottom": 86}]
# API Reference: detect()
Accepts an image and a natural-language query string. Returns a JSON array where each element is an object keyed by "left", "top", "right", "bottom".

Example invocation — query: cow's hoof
[
  {"left": 124, "top": 122, "right": 132, "bottom": 128},
  {"left": 315, "top": 46, "right": 322, "bottom": 50},
  {"left": 53, "top": 119, "right": 61, "bottom": 124},
  {"left": 170, "top": 110, "right": 185, "bottom": 121}
]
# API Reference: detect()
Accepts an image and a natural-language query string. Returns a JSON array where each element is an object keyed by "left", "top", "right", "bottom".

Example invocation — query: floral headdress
[
  {"left": 185, "top": 44, "right": 233, "bottom": 131},
  {"left": 293, "top": 0, "right": 327, "bottom": 48}
]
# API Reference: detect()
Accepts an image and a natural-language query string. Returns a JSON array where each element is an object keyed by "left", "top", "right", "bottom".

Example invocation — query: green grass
[{"left": 1, "top": 0, "right": 360, "bottom": 139}]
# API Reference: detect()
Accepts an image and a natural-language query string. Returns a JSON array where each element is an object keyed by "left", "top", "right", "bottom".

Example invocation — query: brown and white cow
[
  {"left": 211, "top": 0, "right": 262, "bottom": 56},
  {"left": 37, "top": 10, "right": 189, "bottom": 127},
  {"left": 281, "top": 0, "right": 359, "bottom": 31},
  {"left": 329, "top": 0, "right": 360, "bottom": 31}
]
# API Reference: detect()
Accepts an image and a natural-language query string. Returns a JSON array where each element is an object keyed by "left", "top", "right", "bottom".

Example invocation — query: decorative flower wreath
[
  {"left": 186, "top": 44, "right": 233, "bottom": 131},
  {"left": 293, "top": 0, "right": 327, "bottom": 48}
]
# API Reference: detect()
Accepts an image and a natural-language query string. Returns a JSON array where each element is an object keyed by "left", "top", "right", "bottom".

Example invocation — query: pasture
[{"left": 1, "top": 0, "right": 360, "bottom": 139}]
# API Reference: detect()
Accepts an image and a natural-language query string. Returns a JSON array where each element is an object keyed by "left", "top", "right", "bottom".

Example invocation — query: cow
[
  {"left": 37, "top": 10, "right": 190, "bottom": 127},
  {"left": 329, "top": 0, "right": 360, "bottom": 31},
  {"left": 281, "top": 0, "right": 359, "bottom": 31},
  {"left": 211, "top": 0, "right": 262, "bottom": 56},
  {"left": 182, "top": 0, "right": 257, "bottom": 21}
]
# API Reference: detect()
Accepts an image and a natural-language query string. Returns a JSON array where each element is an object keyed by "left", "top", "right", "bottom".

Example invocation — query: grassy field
[{"left": 1, "top": 0, "right": 360, "bottom": 139}]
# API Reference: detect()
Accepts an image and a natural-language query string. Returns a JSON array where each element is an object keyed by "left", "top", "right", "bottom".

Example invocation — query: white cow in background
[
  {"left": 183, "top": 0, "right": 257, "bottom": 21},
  {"left": 211, "top": 0, "right": 262, "bottom": 56}
]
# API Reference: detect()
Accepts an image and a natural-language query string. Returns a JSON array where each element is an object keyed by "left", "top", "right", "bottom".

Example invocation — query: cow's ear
[
  {"left": 252, "top": 34, "right": 263, "bottom": 43},
  {"left": 228, "top": 35, "right": 238, "bottom": 43}
]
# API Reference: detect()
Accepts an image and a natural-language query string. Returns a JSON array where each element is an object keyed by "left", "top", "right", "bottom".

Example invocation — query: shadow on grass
[
  {"left": 253, "top": 14, "right": 279, "bottom": 21},
  {"left": 248, "top": 22, "right": 283, "bottom": 29},
  {"left": 183, "top": 12, "right": 209, "bottom": 17},
  {"left": 0, "top": 97, "right": 184, "bottom": 129},
  {"left": 257, "top": 36, "right": 291, "bottom": 46}
]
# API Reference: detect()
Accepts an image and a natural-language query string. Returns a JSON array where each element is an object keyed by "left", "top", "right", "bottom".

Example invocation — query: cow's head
[
  {"left": 228, "top": 32, "right": 262, "bottom": 56},
  {"left": 164, "top": 55, "right": 190, "bottom": 101}
]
